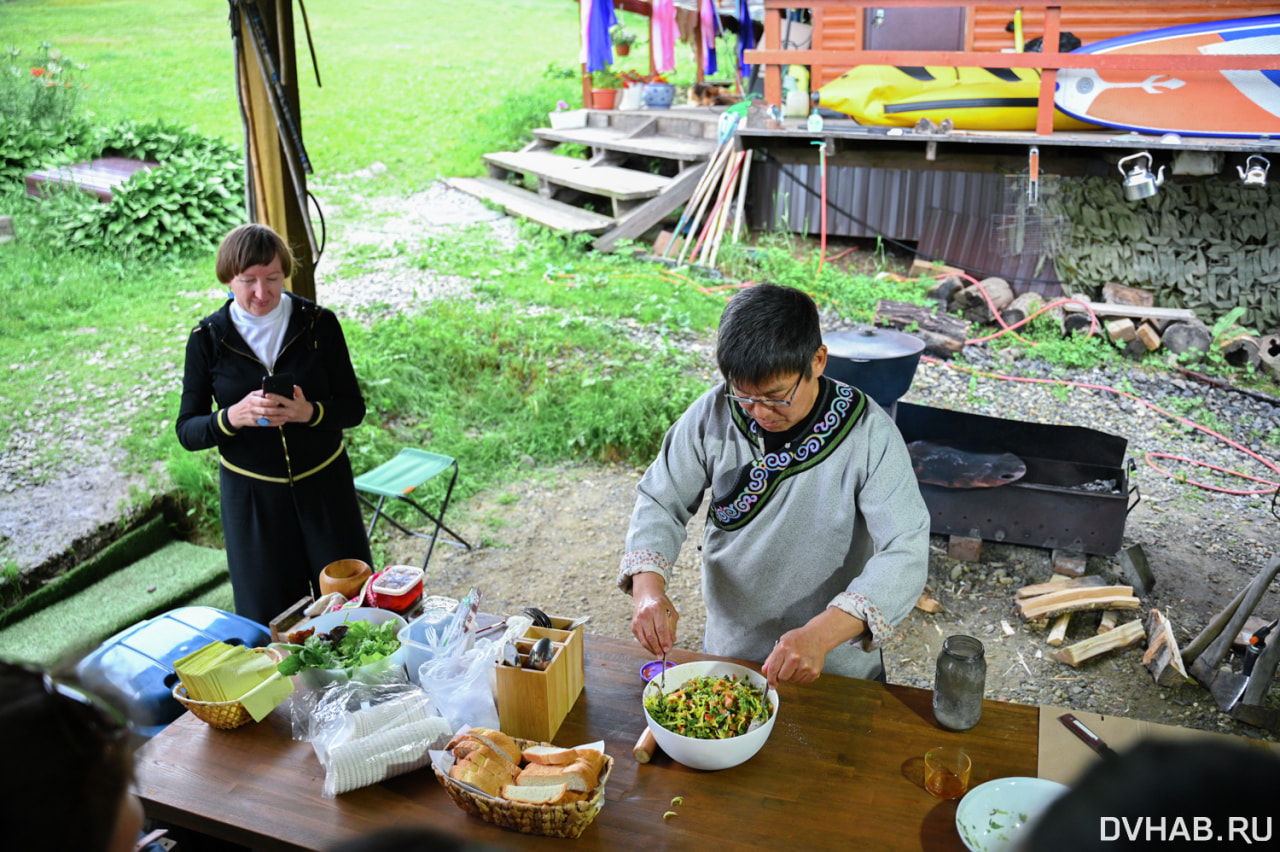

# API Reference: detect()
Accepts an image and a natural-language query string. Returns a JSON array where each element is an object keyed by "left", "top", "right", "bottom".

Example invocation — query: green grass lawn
[{"left": 1, "top": 0, "right": 584, "bottom": 184}]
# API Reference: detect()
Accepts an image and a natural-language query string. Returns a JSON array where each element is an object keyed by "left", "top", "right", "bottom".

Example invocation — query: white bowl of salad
[
  {"left": 642, "top": 660, "right": 779, "bottom": 770},
  {"left": 277, "top": 607, "right": 408, "bottom": 689}
]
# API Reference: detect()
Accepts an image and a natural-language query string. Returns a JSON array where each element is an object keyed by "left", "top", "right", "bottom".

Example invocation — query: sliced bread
[
  {"left": 521, "top": 745, "right": 580, "bottom": 766},
  {"left": 501, "top": 782, "right": 570, "bottom": 805},
  {"left": 449, "top": 758, "right": 507, "bottom": 797},
  {"left": 467, "top": 726, "right": 523, "bottom": 764},
  {"left": 515, "top": 759, "right": 598, "bottom": 793},
  {"left": 451, "top": 737, "right": 519, "bottom": 776}
]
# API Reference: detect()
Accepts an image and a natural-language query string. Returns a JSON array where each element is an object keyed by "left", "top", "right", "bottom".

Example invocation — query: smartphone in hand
[{"left": 261, "top": 373, "right": 296, "bottom": 398}]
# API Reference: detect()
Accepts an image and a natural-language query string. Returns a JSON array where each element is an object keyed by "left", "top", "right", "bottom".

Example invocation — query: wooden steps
[
  {"left": 483, "top": 150, "right": 671, "bottom": 218},
  {"left": 464, "top": 106, "right": 729, "bottom": 242},
  {"left": 448, "top": 177, "right": 615, "bottom": 235},
  {"left": 532, "top": 126, "right": 717, "bottom": 164}
]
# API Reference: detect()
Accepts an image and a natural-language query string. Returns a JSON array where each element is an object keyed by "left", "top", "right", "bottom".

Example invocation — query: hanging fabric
[
  {"left": 736, "top": 0, "right": 755, "bottom": 79},
  {"left": 701, "top": 0, "right": 718, "bottom": 76},
  {"left": 585, "top": 0, "right": 618, "bottom": 73},
  {"left": 651, "top": 0, "right": 677, "bottom": 73}
]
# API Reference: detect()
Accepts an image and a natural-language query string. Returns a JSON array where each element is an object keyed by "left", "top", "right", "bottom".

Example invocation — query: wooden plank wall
[
  {"left": 971, "top": 4, "right": 1280, "bottom": 52},
  {"left": 812, "top": 4, "right": 1279, "bottom": 88}
]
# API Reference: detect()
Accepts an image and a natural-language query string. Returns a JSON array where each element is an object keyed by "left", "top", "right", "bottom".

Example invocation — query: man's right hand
[{"left": 630, "top": 571, "right": 678, "bottom": 658}]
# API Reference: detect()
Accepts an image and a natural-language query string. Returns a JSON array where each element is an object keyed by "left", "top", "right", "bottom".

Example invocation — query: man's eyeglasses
[{"left": 725, "top": 373, "right": 803, "bottom": 410}]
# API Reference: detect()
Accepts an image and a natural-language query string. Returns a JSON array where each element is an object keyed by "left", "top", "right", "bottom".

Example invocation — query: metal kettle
[
  {"left": 1118, "top": 152, "right": 1164, "bottom": 201},
  {"left": 1238, "top": 155, "right": 1270, "bottom": 188}
]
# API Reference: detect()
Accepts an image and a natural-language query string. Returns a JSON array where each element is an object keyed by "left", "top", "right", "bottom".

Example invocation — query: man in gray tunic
[{"left": 619, "top": 284, "right": 929, "bottom": 685}]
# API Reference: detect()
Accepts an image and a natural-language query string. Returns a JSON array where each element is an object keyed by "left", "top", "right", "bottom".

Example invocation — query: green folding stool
[{"left": 353, "top": 448, "right": 472, "bottom": 571}]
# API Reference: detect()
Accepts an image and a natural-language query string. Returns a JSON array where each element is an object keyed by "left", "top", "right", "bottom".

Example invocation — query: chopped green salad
[
  {"left": 644, "top": 674, "right": 772, "bottom": 739},
  {"left": 275, "top": 620, "right": 401, "bottom": 675}
]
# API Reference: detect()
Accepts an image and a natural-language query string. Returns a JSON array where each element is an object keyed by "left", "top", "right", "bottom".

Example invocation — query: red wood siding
[
  {"left": 814, "top": 9, "right": 861, "bottom": 87},
  {"left": 971, "top": 5, "right": 1280, "bottom": 52}
]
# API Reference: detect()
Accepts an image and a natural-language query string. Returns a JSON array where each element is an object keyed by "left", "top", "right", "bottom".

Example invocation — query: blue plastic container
[{"left": 76, "top": 606, "right": 270, "bottom": 738}]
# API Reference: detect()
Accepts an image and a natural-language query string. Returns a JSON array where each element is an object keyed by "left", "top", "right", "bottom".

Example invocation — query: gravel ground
[{"left": 7, "top": 178, "right": 1280, "bottom": 743}]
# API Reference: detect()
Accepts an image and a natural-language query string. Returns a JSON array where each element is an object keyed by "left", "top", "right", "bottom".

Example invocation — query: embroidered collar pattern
[{"left": 711, "top": 380, "right": 866, "bottom": 531}]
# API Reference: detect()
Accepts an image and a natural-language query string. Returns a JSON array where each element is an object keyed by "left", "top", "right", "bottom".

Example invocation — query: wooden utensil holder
[{"left": 495, "top": 625, "right": 584, "bottom": 742}]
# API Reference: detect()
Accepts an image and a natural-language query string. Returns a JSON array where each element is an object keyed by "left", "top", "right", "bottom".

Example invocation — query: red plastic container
[{"left": 367, "top": 565, "right": 423, "bottom": 613}]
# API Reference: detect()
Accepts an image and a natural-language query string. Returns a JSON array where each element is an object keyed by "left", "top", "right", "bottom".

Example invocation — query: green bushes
[
  {"left": 21, "top": 120, "right": 246, "bottom": 259},
  {"left": 0, "top": 42, "right": 92, "bottom": 182}
]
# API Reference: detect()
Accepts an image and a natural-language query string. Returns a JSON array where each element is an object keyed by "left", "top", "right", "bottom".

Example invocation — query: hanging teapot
[
  {"left": 1118, "top": 152, "right": 1164, "bottom": 201},
  {"left": 1238, "top": 155, "right": 1270, "bottom": 188}
]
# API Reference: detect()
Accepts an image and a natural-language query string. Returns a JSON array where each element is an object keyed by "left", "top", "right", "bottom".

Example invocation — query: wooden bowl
[{"left": 319, "top": 558, "right": 372, "bottom": 599}]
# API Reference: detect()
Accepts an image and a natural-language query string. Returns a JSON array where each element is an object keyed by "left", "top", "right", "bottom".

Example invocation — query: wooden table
[{"left": 134, "top": 635, "right": 1038, "bottom": 851}]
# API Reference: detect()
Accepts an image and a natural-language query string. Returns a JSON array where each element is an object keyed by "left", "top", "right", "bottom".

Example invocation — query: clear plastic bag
[
  {"left": 307, "top": 681, "right": 453, "bottom": 797},
  {"left": 419, "top": 638, "right": 500, "bottom": 731}
]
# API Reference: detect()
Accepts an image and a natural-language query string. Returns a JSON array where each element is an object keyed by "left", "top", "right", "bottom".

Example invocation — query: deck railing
[{"left": 744, "top": 0, "right": 1280, "bottom": 135}]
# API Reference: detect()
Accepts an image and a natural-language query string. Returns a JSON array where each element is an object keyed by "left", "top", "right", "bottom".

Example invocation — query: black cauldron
[{"left": 823, "top": 326, "right": 926, "bottom": 410}]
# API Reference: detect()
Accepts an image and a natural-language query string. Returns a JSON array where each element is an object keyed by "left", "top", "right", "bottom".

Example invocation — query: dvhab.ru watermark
[{"left": 1101, "top": 817, "right": 1272, "bottom": 843}]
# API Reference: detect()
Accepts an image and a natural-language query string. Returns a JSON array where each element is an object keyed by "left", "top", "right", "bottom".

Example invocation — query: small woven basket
[
  {"left": 172, "top": 647, "right": 280, "bottom": 731},
  {"left": 433, "top": 737, "right": 614, "bottom": 839}
]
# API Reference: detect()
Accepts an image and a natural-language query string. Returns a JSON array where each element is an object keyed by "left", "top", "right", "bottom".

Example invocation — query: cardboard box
[{"left": 495, "top": 625, "right": 584, "bottom": 742}]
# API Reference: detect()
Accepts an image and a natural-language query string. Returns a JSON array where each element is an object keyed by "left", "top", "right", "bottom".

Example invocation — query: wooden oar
[{"left": 663, "top": 143, "right": 729, "bottom": 259}]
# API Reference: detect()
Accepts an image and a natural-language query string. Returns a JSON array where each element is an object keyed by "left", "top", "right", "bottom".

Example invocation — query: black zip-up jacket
[{"left": 176, "top": 294, "right": 365, "bottom": 484}]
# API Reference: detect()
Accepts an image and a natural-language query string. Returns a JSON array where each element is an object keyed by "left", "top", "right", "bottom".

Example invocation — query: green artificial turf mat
[{"left": 0, "top": 540, "right": 228, "bottom": 666}]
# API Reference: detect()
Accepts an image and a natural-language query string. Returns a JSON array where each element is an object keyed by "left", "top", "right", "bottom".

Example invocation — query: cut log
[
  {"left": 1051, "top": 620, "right": 1146, "bottom": 667},
  {"left": 1143, "top": 609, "right": 1190, "bottom": 687},
  {"left": 1043, "top": 574, "right": 1073, "bottom": 646},
  {"left": 1258, "top": 334, "right": 1280, "bottom": 381},
  {"left": 1161, "top": 321, "right": 1212, "bottom": 361},
  {"left": 915, "top": 591, "right": 944, "bottom": 614},
  {"left": 1117, "top": 543, "right": 1156, "bottom": 597},
  {"left": 1015, "top": 574, "right": 1106, "bottom": 601},
  {"left": 1135, "top": 322, "right": 1162, "bottom": 352},
  {"left": 1217, "top": 331, "right": 1261, "bottom": 371},
  {"left": 874, "top": 299, "right": 969, "bottom": 358},
  {"left": 911, "top": 258, "right": 964, "bottom": 279},
  {"left": 1105, "top": 318, "right": 1137, "bottom": 344},
  {"left": 1018, "top": 585, "right": 1139, "bottom": 621},
  {"left": 1004, "top": 292, "right": 1043, "bottom": 326},
  {"left": 954, "top": 277, "right": 1014, "bottom": 323},
  {"left": 1062, "top": 302, "right": 1197, "bottom": 322},
  {"left": 1102, "top": 282, "right": 1155, "bottom": 308},
  {"left": 926, "top": 275, "right": 964, "bottom": 307},
  {"left": 1098, "top": 610, "right": 1119, "bottom": 634}
]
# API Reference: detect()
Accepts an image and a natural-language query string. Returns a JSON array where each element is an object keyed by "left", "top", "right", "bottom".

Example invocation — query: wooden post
[
  {"left": 235, "top": 0, "right": 316, "bottom": 300},
  {"left": 1034, "top": 6, "right": 1061, "bottom": 136}
]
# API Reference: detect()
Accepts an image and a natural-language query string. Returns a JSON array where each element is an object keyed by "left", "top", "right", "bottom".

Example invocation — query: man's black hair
[{"left": 715, "top": 283, "right": 822, "bottom": 387}]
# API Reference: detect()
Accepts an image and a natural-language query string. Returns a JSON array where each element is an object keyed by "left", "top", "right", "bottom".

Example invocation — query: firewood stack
[{"left": 898, "top": 267, "right": 1274, "bottom": 377}]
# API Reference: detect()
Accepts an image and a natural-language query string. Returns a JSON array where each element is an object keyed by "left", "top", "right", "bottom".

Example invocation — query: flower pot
[
  {"left": 616, "top": 44, "right": 631, "bottom": 56},
  {"left": 617, "top": 83, "right": 645, "bottom": 111},
  {"left": 641, "top": 82, "right": 675, "bottom": 109},
  {"left": 590, "top": 87, "right": 618, "bottom": 110}
]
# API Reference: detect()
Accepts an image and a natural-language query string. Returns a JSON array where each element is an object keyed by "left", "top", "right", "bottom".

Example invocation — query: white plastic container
[
  {"left": 397, "top": 609, "right": 452, "bottom": 685},
  {"left": 548, "top": 109, "right": 588, "bottom": 129}
]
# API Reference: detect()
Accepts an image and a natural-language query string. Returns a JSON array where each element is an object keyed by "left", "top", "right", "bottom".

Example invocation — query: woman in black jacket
[{"left": 176, "top": 224, "right": 372, "bottom": 625}]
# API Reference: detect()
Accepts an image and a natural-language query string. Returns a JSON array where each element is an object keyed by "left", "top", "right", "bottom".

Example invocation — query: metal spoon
[{"left": 528, "top": 637, "right": 554, "bottom": 670}]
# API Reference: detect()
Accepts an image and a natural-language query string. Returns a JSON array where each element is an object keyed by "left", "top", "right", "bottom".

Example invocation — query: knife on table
[{"left": 1059, "top": 713, "right": 1119, "bottom": 760}]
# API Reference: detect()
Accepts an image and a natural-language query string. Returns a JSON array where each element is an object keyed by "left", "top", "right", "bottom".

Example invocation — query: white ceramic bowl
[
  {"left": 291, "top": 607, "right": 408, "bottom": 689},
  {"left": 955, "top": 776, "right": 1069, "bottom": 852},
  {"left": 641, "top": 660, "right": 779, "bottom": 771}
]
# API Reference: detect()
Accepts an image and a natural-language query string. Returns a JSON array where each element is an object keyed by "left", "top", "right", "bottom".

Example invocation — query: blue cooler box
[{"left": 76, "top": 606, "right": 270, "bottom": 738}]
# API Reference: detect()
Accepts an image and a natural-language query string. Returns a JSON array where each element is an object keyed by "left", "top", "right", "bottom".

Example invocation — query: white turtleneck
[{"left": 230, "top": 294, "right": 293, "bottom": 370}]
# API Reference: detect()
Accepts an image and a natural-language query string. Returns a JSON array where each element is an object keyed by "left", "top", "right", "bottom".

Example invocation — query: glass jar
[{"left": 932, "top": 635, "right": 986, "bottom": 732}]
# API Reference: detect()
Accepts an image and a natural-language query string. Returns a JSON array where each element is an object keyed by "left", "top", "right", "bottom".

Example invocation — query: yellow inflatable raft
[{"left": 819, "top": 65, "right": 1095, "bottom": 131}]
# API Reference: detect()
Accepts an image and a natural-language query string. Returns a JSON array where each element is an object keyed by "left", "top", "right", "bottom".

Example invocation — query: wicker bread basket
[
  {"left": 172, "top": 647, "right": 281, "bottom": 730},
  {"left": 433, "top": 736, "right": 614, "bottom": 839}
]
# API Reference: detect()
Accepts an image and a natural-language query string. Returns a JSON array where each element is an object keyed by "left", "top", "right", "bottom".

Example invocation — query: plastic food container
[{"left": 369, "top": 565, "right": 423, "bottom": 613}]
